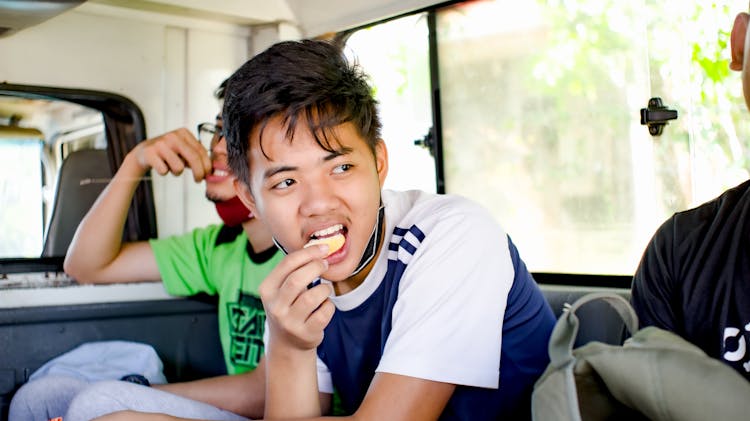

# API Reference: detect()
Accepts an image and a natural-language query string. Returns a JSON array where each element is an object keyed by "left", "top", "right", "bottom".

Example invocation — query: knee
[
  {"left": 9, "top": 376, "right": 88, "bottom": 420},
  {"left": 65, "top": 380, "right": 130, "bottom": 421}
]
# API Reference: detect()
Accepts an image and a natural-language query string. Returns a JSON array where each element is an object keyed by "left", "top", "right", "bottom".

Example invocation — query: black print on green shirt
[{"left": 227, "top": 293, "right": 265, "bottom": 367}]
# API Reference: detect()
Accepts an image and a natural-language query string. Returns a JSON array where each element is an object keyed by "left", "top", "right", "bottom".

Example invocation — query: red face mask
[{"left": 214, "top": 196, "right": 253, "bottom": 226}]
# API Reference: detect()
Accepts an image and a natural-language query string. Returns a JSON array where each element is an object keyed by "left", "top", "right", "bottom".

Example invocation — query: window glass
[
  {"left": 0, "top": 96, "right": 105, "bottom": 260},
  {"left": 437, "top": 0, "right": 652, "bottom": 275},
  {"left": 344, "top": 14, "right": 436, "bottom": 193},
  {"left": 0, "top": 139, "right": 44, "bottom": 257},
  {"left": 347, "top": 0, "right": 750, "bottom": 276},
  {"left": 437, "top": 0, "right": 749, "bottom": 275}
]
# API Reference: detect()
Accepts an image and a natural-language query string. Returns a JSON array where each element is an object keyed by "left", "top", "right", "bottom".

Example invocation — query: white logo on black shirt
[{"left": 723, "top": 323, "right": 750, "bottom": 372}]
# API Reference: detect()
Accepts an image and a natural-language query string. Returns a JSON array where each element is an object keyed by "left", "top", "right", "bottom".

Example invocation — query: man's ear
[
  {"left": 375, "top": 139, "right": 389, "bottom": 188},
  {"left": 732, "top": 12, "right": 750, "bottom": 111},
  {"left": 730, "top": 12, "right": 749, "bottom": 71},
  {"left": 234, "top": 179, "right": 258, "bottom": 215}
]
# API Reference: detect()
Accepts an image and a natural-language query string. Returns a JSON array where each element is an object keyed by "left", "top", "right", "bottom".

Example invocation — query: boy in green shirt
[{"left": 10, "top": 81, "right": 277, "bottom": 421}]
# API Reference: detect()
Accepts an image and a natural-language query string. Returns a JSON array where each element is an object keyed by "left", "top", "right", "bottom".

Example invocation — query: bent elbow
[{"left": 63, "top": 256, "right": 94, "bottom": 284}]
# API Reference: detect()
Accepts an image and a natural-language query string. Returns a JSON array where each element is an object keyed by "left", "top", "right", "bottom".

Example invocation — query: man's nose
[
  {"left": 299, "top": 176, "right": 339, "bottom": 216},
  {"left": 212, "top": 135, "right": 227, "bottom": 155}
]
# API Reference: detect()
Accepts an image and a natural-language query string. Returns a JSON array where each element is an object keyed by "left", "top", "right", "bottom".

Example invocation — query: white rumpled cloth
[{"left": 29, "top": 340, "right": 167, "bottom": 384}]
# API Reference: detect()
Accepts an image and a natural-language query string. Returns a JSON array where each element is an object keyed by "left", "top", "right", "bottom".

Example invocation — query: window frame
[{"left": 0, "top": 82, "right": 156, "bottom": 273}]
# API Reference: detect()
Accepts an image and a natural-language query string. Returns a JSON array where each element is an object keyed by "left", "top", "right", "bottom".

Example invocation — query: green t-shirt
[{"left": 150, "top": 224, "right": 282, "bottom": 375}]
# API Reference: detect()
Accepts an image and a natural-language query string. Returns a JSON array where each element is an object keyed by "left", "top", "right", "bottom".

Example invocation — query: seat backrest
[
  {"left": 42, "top": 149, "right": 111, "bottom": 257},
  {"left": 540, "top": 284, "right": 631, "bottom": 347}
]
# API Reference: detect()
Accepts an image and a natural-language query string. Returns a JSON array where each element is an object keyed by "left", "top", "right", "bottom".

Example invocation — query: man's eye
[
  {"left": 273, "top": 179, "right": 295, "bottom": 190},
  {"left": 333, "top": 163, "right": 353, "bottom": 174}
]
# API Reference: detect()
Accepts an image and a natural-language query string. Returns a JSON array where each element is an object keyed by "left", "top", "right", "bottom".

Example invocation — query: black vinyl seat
[
  {"left": 42, "top": 149, "right": 111, "bottom": 257},
  {"left": 540, "top": 284, "right": 631, "bottom": 346}
]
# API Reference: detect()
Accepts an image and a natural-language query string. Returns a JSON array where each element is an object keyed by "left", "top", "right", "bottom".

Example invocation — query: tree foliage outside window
[
  {"left": 438, "top": 0, "right": 749, "bottom": 275},
  {"left": 348, "top": 0, "right": 750, "bottom": 275}
]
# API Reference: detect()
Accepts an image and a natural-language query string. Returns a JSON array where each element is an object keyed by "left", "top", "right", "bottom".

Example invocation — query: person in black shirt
[{"left": 631, "top": 8, "right": 750, "bottom": 382}]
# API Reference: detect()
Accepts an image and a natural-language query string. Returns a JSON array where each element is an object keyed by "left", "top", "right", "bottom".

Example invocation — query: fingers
[
  {"left": 260, "top": 245, "right": 334, "bottom": 349},
  {"left": 268, "top": 283, "right": 334, "bottom": 349},
  {"left": 275, "top": 262, "right": 329, "bottom": 310},
  {"left": 291, "top": 282, "right": 335, "bottom": 325},
  {"left": 260, "top": 244, "right": 330, "bottom": 299},
  {"left": 304, "top": 290, "right": 336, "bottom": 331},
  {"left": 136, "top": 128, "right": 211, "bottom": 181}
]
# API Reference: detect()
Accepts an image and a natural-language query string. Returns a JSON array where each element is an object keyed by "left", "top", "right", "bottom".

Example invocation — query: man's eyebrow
[
  {"left": 263, "top": 165, "right": 295, "bottom": 180},
  {"left": 262, "top": 148, "right": 353, "bottom": 180},
  {"left": 323, "top": 147, "right": 352, "bottom": 162}
]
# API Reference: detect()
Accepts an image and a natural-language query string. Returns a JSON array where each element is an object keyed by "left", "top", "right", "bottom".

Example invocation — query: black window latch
[{"left": 640, "top": 97, "right": 678, "bottom": 136}]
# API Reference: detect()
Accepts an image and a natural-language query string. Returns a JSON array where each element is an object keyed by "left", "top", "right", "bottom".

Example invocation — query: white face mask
[{"left": 272, "top": 204, "right": 385, "bottom": 278}]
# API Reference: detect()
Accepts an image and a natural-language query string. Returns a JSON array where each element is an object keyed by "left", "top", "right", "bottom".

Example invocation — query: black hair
[
  {"left": 223, "top": 39, "right": 381, "bottom": 188},
  {"left": 214, "top": 78, "right": 228, "bottom": 100}
]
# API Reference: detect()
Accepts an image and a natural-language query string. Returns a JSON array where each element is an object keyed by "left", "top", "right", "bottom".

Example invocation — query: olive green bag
[{"left": 531, "top": 292, "right": 750, "bottom": 421}]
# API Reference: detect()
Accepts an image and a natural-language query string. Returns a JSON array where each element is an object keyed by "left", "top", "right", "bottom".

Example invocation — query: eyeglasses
[{"left": 197, "top": 122, "right": 223, "bottom": 150}]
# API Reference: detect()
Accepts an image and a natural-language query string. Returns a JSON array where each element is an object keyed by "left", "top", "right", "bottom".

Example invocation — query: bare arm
[
  {"left": 64, "top": 128, "right": 210, "bottom": 283},
  {"left": 353, "top": 372, "right": 455, "bottom": 421},
  {"left": 260, "top": 245, "right": 335, "bottom": 418},
  {"left": 95, "top": 372, "right": 452, "bottom": 421}
]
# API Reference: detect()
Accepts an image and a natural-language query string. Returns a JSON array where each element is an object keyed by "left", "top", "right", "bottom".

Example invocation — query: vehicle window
[
  {"left": 344, "top": 13, "right": 436, "bottom": 193},
  {"left": 346, "top": 0, "right": 750, "bottom": 277},
  {"left": 0, "top": 85, "right": 152, "bottom": 291},
  {"left": 0, "top": 96, "right": 105, "bottom": 259}
]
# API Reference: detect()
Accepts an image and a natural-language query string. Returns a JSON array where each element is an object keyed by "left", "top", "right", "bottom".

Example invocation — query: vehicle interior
[{"left": 1, "top": 0, "right": 748, "bottom": 418}]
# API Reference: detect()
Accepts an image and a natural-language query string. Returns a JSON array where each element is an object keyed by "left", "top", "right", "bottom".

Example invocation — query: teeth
[
  {"left": 311, "top": 224, "right": 343, "bottom": 238},
  {"left": 213, "top": 169, "right": 229, "bottom": 177}
]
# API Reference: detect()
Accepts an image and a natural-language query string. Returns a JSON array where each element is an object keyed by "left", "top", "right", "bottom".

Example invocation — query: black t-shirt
[{"left": 632, "top": 179, "right": 750, "bottom": 380}]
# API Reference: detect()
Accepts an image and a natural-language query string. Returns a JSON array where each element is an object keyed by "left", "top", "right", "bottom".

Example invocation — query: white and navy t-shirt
[{"left": 316, "top": 190, "right": 555, "bottom": 420}]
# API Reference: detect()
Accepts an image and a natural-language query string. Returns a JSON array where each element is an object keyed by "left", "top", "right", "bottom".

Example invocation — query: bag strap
[{"left": 547, "top": 292, "right": 639, "bottom": 368}]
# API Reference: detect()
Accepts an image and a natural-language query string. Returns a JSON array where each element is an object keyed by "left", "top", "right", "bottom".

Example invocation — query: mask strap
[
  {"left": 350, "top": 204, "right": 385, "bottom": 277},
  {"left": 272, "top": 237, "right": 288, "bottom": 255}
]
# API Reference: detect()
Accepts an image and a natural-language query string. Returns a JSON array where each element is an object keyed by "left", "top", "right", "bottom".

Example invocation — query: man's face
[
  {"left": 241, "top": 115, "right": 388, "bottom": 283},
  {"left": 204, "top": 115, "right": 238, "bottom": 202}
]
